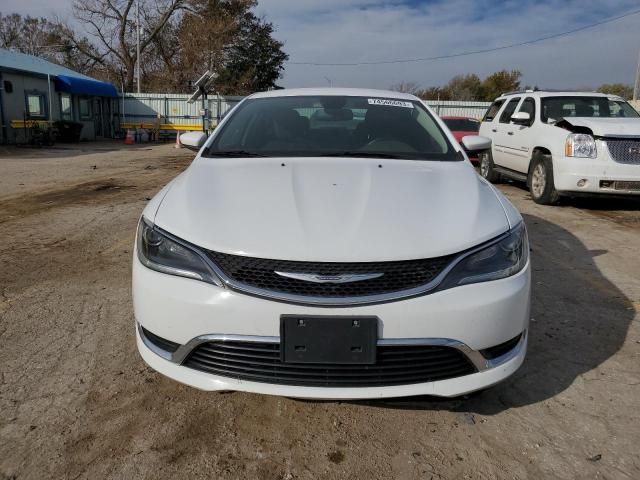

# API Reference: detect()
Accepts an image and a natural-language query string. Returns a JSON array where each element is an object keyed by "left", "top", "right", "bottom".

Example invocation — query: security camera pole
[
  {"left": 187, "top": 71, "right": 218, "bottom": 136},
  {"left": 136, "top": 0, "right": 141, "bottom": 94},
  {"left": 634, "top": 48, "right": 640, "bottom": 101}
]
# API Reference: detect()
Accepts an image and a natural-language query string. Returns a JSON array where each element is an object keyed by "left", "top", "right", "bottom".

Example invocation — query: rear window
[
  {"left": 442, "top": 118, "right": 480, "bottom": 132},
  {"left": 483, "top": 100, "right": 505, "bottom": 122}
]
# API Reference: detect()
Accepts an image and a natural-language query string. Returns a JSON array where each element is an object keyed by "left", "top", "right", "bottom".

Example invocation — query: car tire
[
  {"left": 529, "top": 153, "right": 560, "bottom": 205},
  {"left": 478, "top": 150, "right": 501, "bottom": 183}
]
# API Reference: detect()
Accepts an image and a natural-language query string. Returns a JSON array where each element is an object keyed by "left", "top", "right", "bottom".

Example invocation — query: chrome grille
[
  {"left": 207, "top": 251, "right": 455, "bottom": 299},
  {"left": 606, "top": 139, "right": 640, "bottom": 164}
]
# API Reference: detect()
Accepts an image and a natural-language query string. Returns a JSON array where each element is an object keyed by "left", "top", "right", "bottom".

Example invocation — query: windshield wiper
[
  {"left": 318, "top": 151, "right": 405, "bottom": 159},
  {"left": 208, "top": 150, "right": 268, "bottom": 157}
]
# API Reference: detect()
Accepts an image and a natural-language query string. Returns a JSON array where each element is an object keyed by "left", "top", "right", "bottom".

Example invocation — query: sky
[{"left": 2, "top": 0, "right": 639, "bottom": 91}]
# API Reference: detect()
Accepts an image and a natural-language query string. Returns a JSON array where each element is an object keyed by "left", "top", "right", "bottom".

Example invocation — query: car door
[
  {"left": 491, "top": 97, "right": 521, "bottom": 168},
  {"left": 499, "top": 97, "right": 536, "bottom": 173}
]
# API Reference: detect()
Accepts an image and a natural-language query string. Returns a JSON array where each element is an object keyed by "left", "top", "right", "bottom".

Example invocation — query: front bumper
[
  {"left": 136, "top": 325, "right": 527, "bottom": 399},
  {"left": 133, "top": 254, "right": 531, "bottom": 398},
  {"left": 554, "top": 155, "right": 640, "bottom": 194}
]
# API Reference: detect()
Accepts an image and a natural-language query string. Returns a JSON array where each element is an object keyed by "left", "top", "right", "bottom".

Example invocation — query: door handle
[
  {"left": 507, "top": 132, "right": 514, "bottom": 135},
  {"left": 491, "top": 129, "right": 497, "bottom": 132}
]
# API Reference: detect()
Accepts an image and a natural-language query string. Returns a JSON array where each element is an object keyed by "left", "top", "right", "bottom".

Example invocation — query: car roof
[
  {"left": 440, "top": 116, "right": 479, "bottom": 120},
  {"left": 248, "top": 87, "right": 419, "bottom": 101}
]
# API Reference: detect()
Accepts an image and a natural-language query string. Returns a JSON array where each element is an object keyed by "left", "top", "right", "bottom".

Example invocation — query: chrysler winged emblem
[{"left": 274, "top": 271, "right": 383, "bottom": 283}]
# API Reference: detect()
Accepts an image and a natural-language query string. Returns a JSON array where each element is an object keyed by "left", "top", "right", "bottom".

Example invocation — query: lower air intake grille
[
  {"left": 183, "top": 341, "right": 476, "bottom": 387},
  {"left": 140, "top": 326, "right": 180, "bottom": 353},
  {"left": 479, "top": 333, "right": 522, "bottom": 360},
  {"left": 612, "top": 180, "right": 640, "bottom": 191},
  {"left": 206, "top": 251, "right": 455, "bottom": 298}
]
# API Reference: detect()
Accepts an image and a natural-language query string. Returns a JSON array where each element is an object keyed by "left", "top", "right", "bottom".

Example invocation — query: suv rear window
[
  {"left": 499, "top": 98, "right": 521, "bottom": 124},
  {"left": 483, "top": 100, "right": 505, "bottom": 122}
]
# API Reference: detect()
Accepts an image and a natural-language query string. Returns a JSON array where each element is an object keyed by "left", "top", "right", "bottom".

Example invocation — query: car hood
[
  {"left": 558, "top": 117, "right": 640, "bottom": 137},
  {"left": 153, "top": 157, "right": 511, "bottom": 261}
]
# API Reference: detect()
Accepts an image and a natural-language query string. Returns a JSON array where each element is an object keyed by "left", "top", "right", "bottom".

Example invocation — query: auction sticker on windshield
[{"left": 368, "top": 98, "right": 414, "bottom": 108}]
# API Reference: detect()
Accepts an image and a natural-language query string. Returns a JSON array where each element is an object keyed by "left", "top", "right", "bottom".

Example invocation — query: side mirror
[
  {"left": 461, "top": 135, "right": 491, "bottom": 153},
  {"left": 511, "top": 111, "right": 531, "bottom": 125},
  {"left": 180, "top": 131, "right": 207, "bottom": 151}
]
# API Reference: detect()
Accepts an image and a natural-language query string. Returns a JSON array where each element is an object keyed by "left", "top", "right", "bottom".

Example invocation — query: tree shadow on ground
[{"left": 350, "top": 212, "right": 634, "bottom": 415}]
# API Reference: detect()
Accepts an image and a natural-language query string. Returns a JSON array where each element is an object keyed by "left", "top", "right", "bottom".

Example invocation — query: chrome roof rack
[
  {"left": 501, "top": 88, "right": 601, "bottom": 96},
  {"left": 501, "top": 88, "right": 538, "bottom": 96}
]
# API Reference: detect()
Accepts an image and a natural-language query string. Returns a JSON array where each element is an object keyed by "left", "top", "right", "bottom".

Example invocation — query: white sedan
[{"left": 133, "top": 88, "right": 531, "bottom": 399}]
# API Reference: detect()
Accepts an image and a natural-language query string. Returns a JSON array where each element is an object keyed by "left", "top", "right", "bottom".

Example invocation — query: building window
[
  {"left": 3, "top": 80, "right": 13, "bottom": 93},
  {"left": 79, "top": 98, "right": 91, "bottom": 119},
  {"left": 60, "top": 94, "right": 72, "bottom": 120},
  {"left": 26, "top": 92, "right": 47, "bottom": 118}
]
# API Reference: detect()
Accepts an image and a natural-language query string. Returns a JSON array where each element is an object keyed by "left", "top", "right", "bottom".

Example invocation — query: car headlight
[
  {"left": 441, "top": 222, "right": 529, "bottom": 288},
  {"left": 136, "top": 218, "right": 222, "bottom": 286},
  {"left": 565, "top": 133, "right": 597, "bottom": 158}
]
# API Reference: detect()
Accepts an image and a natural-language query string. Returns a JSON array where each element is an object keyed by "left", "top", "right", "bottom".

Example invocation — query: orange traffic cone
[
  {"left": 174, "top": 130, "right": 182, "bottom": 149},
  {"left": 124, "top": 129, "right": 134, "bottom": 145}
]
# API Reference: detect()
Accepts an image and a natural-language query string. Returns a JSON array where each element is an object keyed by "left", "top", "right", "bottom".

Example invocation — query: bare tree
[
  {"left": 445, "top": 74, "right": 482, "bottom": 101},
  {"left": 2, "top": 3, "right": 288, "bottom": 94},
  {"left": 389, "top": 81, "right": 421, "bottom": 95},
  {"left": 145, "top": 0, "right": 288, "bottom": 94},
  {"left": 0, "top": 13, "right": 102, "bottom": 74},
  {"left": 70, "top": 0, "right": 186, "bottom": 89},
  {"left": 416, "top": 86, "right": 450, "bottom": 101}
]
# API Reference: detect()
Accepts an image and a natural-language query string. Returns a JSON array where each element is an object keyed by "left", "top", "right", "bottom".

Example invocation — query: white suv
[{"left": 478, "top": 91, "right": 640, "bottom": 204}]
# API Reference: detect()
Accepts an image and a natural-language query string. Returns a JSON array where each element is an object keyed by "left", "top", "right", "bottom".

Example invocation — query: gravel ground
[{"left": 1, "top": 143, "right": 639, "bottom": 480}]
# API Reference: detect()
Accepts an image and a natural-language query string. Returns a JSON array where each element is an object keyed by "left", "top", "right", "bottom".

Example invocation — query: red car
[{"left": 441, "top": 116, "right": 481, "bottom": 162}]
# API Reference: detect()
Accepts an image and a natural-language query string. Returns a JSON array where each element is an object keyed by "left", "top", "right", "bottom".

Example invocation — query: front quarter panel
[
  {"left": 142, "top": 176, "right": 182, "bottom": 223},
  {"left": 483, "top": 179, "right": 523, "bottom": 228},
  {"left": 535, "top": 123, "right": 568, "bottom": 160}
]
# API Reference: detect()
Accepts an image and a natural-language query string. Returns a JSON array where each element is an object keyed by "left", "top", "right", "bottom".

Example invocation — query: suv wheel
[
  {"left": 529, "top": 153, "right": 560, "bottom": 205},
  {"left": 479, "top": 150, "right": 501, "bottom": 183}
]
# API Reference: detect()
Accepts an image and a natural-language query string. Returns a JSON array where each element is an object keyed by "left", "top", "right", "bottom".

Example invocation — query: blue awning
[{"left": 54, "top": 75, "right": 118, "bottom": 97}]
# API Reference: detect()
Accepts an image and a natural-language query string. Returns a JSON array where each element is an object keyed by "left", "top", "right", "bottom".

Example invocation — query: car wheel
[
  {"left": 529, "top": 153, "right": 560, "bottom": 205},
  {"left": 479, "top": 150, "right": 501, "bottom": 183}
]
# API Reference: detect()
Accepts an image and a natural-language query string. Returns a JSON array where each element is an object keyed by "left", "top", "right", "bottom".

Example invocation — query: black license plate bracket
[{"left": 280, "top": 315, "right": 377, "bottom": 364}]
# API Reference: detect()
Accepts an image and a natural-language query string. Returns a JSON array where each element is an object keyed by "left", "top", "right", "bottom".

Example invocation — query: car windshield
[
  {"left": 541, "top": 96, "right": 640, "bottom": 123},
  {"left": 442, "top": 118, "right": 480, "bottom": 132},
  {"left": 204, "top": 95, "right": 459, "bottom": 161}
]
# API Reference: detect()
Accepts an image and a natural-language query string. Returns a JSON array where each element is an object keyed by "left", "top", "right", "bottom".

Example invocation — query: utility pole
[
  {"left": 136, "top": 0, "right": 141, "bottom": 93},
  {"left": 634, "top": 47, "right": 640, "bottom": 101}
]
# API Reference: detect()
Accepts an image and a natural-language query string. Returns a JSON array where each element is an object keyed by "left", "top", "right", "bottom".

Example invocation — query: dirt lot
[{"left": 1, "top": 143, "right": 639, "bottom": 480}]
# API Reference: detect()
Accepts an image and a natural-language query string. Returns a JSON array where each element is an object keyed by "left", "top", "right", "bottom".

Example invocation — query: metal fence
[
  {"left": 116, "top": 94, "right": 491, "bottom": 132},
  {"left": 117, "top": 93, "right": 244, "bottom": 131},
  {"left": 424, "top": 100, "right": 491, "bottom": 119}
]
